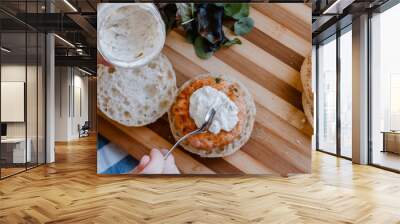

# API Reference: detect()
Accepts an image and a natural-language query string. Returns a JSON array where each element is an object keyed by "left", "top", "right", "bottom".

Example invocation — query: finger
[
  {"left": 140, "top": 149, "right": 164, "bottom": 174},
  {"left": 161, "top": 149, "right": 180, "bottom": 174},
  {"left": 97, "top": 52, "right": 113, "bottom": 67},
  {"left": 130, "top": 155, "right": 150, "bottom": 174},
  {"left": 137, "top": 155, "right": 150, "bottom": 171}
]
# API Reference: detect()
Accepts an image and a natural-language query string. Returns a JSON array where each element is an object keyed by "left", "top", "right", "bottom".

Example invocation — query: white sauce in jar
[
  {"left": 189, "top": 86, "right": 239, "bottom": 134},
  {"left": 98, "top": 4, "right": 164, "bottom": 67}
]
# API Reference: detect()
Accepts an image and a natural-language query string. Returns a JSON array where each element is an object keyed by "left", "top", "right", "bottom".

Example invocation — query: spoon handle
[
  {"left": 164, "top": 108, "right": 216, "bottom": 160},
  {"left": 163, "top": 129, "right": 203, "bottom": 160}
]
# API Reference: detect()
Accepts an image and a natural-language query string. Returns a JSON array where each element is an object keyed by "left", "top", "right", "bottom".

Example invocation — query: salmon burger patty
[{"left": 169, "top": 75, "right": 247, "bottom": 150}]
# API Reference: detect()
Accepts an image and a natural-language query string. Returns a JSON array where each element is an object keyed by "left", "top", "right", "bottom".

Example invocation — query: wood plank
[
  {"left": 215, "top": 47, "right": 303, "bottom": 110},
  {"left": 224, "top": 151, "right": 277, "bottom": 175},
  {"left": 252, "top": 4, "right": 311, "bottom": 42},
  {"left": 254, "top": 103, "right": 312, "bottom": 143},
  {"left": 244, "top": 28, "right": 304, "bottom": 71},
  {"left": 251, "top": 122, "right": 311, "bottom": 172},
  {"left": 276, "top": 3, "right": 312, "bottom": 25},
  {"left": 250, "top": 7, "right": 311, "bottom": 57},
  {"left": 241, "top": 139, "right": 304, "bottom": 174},
  {"left": 98, "top": 113, "right": 155, "bottom": 161},
  {"left": 223, "top": 27, "right": 303, "bottom": 91}
]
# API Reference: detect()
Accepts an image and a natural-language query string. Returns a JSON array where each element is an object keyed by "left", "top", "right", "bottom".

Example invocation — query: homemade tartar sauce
[
  {"left": 189, "top": 86, "right": 239, "bottom": 134},
  {"left": 98, "top": 4, "right": 164, "bottom": 67}
]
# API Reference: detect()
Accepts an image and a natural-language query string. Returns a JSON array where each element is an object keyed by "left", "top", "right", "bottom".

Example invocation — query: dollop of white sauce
[
  {"left": 189, "top": 86, "right": 239, "bottom": 134},
  {"left": 99, "top": 5, "right": 162, "bottom": 64}
]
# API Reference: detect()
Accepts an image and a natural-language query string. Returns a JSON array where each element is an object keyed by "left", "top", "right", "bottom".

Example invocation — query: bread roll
[
  {"left": 300, "top": 54, "right": 313, "bottom": 127},
  {"left": 302, "top": 93, "right": 313, "bottom": 128},
  {"left": 169, "top": 74, "right": 256, "bottom": 157},
  {"left": 97, "top": 54, "right": 177, "bottom": 126}
]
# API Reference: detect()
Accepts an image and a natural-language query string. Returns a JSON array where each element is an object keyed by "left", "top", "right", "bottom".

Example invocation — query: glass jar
[{"left": 97, "top": 3, "right": 166, "bottom": 68}]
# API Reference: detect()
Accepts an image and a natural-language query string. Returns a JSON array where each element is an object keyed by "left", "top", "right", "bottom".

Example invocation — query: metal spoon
[{"left": 163, "top": 108, "right": 216, "bottom": 160}]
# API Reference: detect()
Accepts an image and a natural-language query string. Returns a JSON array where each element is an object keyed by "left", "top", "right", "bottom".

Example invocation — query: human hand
[
  {"left": 97, "top": 52, "right": 113, "bottom": 67},
  {"left": 131, "top": 148, "right": 180, "bottom": 174}
]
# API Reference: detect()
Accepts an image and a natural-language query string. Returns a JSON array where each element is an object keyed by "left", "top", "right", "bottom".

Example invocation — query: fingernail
[{"left": 139, "top": 155, "right": 149, "bottom": 166}]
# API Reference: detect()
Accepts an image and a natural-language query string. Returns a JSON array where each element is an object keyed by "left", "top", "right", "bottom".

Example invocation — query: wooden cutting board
[{"left": 98, "top": 3, "right": 312, "bottom": 175}]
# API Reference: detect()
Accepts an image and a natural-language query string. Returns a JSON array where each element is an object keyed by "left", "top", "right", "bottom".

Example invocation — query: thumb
[
  {"left": 97, "top": 52, "right": 113, "bottom": 67},
  {"left": 137, "top": 155, "right": 150, "bottom": 172},
  {"left": 140, "top": 149, "right": 164, "bottom": 174}
]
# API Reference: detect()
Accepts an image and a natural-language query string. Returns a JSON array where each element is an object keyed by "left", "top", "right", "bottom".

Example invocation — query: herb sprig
[{"left": 157, "top": 3, "right": 254, "bottom": 59}]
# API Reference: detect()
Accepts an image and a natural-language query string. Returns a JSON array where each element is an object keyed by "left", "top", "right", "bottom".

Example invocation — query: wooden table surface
[
  {"left": 3, "top": 136, "right": 400, "bottom": 223},
  {"left": 98, "top": 3, "right": 313, "bottom": 175}
]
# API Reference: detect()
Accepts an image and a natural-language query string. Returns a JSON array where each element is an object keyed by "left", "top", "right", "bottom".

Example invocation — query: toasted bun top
[{"left": 97, "top": 54, "right": 177, "bottom": 126}]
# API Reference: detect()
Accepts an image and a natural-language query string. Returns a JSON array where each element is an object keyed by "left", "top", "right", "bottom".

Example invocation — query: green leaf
[
  {"left": 222, "top": 38, "right": 242, "bottom": 47},
  {"left": 223, "top": 4, "right": 249, "bottom": 20},
  {"left": 234, "top": 17, "right": 254, "bottom": 36},
  {"left": 190, "top": 3, "right": 195, "bottom": 15},
  {"left": 157, "top": 4, "right": 178, "bottom": 33},
  {"left": 194, "top": 36, "right": 213, "bottom": 59},
  {"left": 185, "top": 30, "right": 197, "bottom": 44},
  {"left": 176, "top": 3, "right": 193, "bottom": 24}
]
